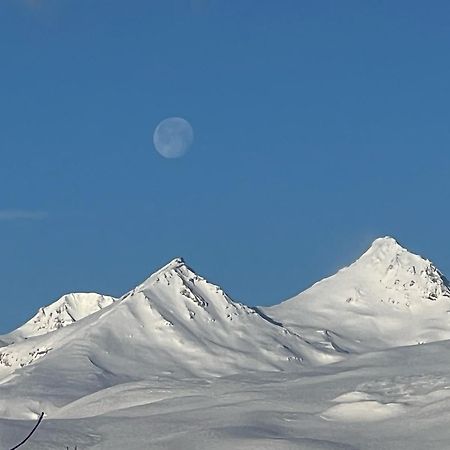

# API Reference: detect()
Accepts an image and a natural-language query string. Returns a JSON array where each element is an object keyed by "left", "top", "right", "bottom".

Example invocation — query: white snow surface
[{"left": 2, "top": 237, "right": 450, "bottom": 449}]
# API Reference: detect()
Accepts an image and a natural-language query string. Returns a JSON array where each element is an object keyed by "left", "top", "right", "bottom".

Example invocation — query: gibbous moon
[{"left": 153, "top": 117, "right": 194, "bottom": 159}]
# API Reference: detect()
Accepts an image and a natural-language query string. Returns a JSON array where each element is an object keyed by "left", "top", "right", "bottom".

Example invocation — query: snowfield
[{"left": 1, "top": 237, "right": 450, "bottom": 449}]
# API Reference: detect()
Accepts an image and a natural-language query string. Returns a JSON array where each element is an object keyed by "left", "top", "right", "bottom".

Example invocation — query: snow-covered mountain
[
  {"left": 264, "top": 237, "right": 450, "bottom": 353},
  {"left": 0, "top": 257, "right": 332, "bottom": 419},
  {"left": 3, "top": 292, "right": 117, "bottom": 343}
]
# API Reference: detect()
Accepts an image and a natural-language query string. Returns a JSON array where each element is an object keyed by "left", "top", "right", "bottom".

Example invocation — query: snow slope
[
  {"left": 3, "top": 340, "right": 450, "bottom": 449},
  {"left": 264, "top": 237, "right": 450, "bottom": 353}
]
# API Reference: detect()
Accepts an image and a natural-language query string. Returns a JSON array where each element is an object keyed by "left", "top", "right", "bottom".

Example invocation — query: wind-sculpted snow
[
  {"left": 2, "top": 237, "right": 450, "bottom": 449},
  {"left": 322, "top": 373, "right": 450, "bottom": 422}
]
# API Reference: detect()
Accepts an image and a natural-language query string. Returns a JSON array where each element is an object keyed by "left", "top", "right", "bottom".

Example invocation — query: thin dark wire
[{"left": 9, "top": 412, "right": 44, "bottom": 450}]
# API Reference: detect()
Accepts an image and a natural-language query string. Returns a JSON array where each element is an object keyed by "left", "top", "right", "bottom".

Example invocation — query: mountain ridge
[{"left": 1, "top": 236, "right": 450, "bottom": 419}]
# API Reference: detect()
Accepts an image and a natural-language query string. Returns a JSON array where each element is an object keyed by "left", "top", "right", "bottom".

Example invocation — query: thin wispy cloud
[{"left": 0, "top": 210, "right": 48, "bottom": 221}]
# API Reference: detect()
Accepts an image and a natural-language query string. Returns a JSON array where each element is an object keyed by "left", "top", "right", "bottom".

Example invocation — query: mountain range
[
  {"left": 1, "top": 236, "right": 450, "bottom": 420},
  {"left": 2, "top": 236, "right": 450, "bottom": 450}
]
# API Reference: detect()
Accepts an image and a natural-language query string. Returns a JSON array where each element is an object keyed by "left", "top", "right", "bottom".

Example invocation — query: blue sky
[{"left": 2, "top": 0, "right": 450, "bottom": 333}]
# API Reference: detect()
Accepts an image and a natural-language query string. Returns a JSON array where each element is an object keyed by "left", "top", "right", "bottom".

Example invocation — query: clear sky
[{"left": 2, "top": 0, "right": 450, "bottom": 333}]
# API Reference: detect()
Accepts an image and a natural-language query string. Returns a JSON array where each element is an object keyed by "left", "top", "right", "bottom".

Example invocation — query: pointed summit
[
  {"left": 157, "top": 257, "right": 186, "bottom": 272},
  {"left": 144, "top": 257, "right": 189, "bottom": 280},
  {"left": 266, "top": 236, "right": 450, "bottom": 352},
  {"left": 359, "top": 236, "right": 406, "bottom": 261},
  {"left": 353, "top": 236, "right": 427, "bottom": 274},
  {"left": 130, "top": 256, "right": 234, "bottom": 312},
  {"left": 132, "top": 257, "right": 198, "bottom": 294}
]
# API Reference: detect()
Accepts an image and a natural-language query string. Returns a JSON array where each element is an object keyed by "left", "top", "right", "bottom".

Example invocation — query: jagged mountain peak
[
  {"left": 128, "top": 257, "right": 236, "bottom": 309},
  {"left": 155, "top": 257, "right": 187, "bottom": 273},
  {"left": 351, "top": 237, "right": 449, "bottom": 300},
  {"left": 132, "top": 257, "right": 197, "bottom": 291},
  {"left": 124, "top": 257, "right": 247, "bottom": 321}
]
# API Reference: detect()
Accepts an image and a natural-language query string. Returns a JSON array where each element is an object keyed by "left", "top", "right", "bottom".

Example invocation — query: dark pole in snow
[{"left": 9, "top": 411, "right": 44, "bottom": 450}]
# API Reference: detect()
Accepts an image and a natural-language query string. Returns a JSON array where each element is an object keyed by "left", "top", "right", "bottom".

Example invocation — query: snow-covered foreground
[
  {"left": 1, "top": 237, "right": 450, "bottom": 449},
  {"left": 3, "top": 342, "right": 450, "bottom": 449}
]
